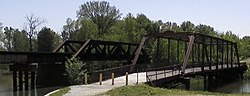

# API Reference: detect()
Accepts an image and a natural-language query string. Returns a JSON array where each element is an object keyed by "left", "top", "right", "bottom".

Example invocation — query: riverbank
[{"left": 104, "top": 84, "right": 250, "bottom": 96}]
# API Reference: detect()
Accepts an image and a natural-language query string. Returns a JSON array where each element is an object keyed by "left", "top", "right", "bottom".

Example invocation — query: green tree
[
  {"left": 0, "top": 23, "right": 4, "bottom": 50},
  {"left": 37, "top": 27, "right": 56, "bottom": 52},
  {"left": 2, "top": 27, "right": 14, "bottom": 51},
  {"left": 161, "top": 22, "right": 181, "bottom": 32},
  {"left": 76, "top": 19, "right": 98, "bottom": 40},
  {"left": 77, "top": 1, "right": 121, "bottom": 36},
  {"left": 195, "top": 24, "right": 215, "bottom": 35},
  {"left": 124, "top": 13, "right": 140, "bottom": 42},
  {"left": 62, "top": 18, "right": 80, "bottom": 40},
  {"left": 180, "top": 21, "right": 195, "bottom": 32},
  {"left": 12, "top": 30, "right": 29, "bottom": 51}
]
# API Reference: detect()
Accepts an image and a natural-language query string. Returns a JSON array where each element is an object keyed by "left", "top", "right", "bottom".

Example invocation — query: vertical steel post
[
  {"left": 231, "top": 43, "right": 233, "bottom": 67},
  {"left": 221, "top": 41, "right": 224, "bottom": 69},
  {"left": 235, "top": 43, "right": 240, "bottom": 67},
  {"left": 198, "top": 44, "right": 200, "bottom": 68},
  {"left": 168, "top": 39, "right": 170, "bottom": 64},
  {"left": 226, "top": 42, "right": 229, "bottom": 68},
  {"left": 209, "top": 38, "right": 212, "bottom": 70},
  {"left": 177, "top": 40, "right": 179, "bottom": 64},
  {"left": 202, "top": 39, "right": 205, "bottom": 71},
  {"left": 216, "top": 39, "right": 219, "bottom": 70}
]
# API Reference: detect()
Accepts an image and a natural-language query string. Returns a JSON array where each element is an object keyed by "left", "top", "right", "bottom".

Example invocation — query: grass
[
  {"left": 49, "top": 87, "right": 70, "bottom": 96},
  {"left": 105, "top": 84, "right": 250, "bottom": 96}
]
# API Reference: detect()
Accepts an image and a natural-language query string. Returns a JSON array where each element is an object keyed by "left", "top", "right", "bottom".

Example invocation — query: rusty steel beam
[
  {"left": 181, "top": 35, "right": 195, "bottom": 75},
  {"left": 70, "top": 39, "right": 91, "bottom": 60},
  {"left": 130, "top": 36, "right": 149, "bottom": 72}
]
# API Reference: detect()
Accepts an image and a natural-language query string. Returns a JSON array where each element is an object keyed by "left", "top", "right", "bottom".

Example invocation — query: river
[
  {"left": 189, "top": 77, "right": 250, "bottom": 93},
  {"left": 0, "top": 74, "right": 62, "bottom": 96}
]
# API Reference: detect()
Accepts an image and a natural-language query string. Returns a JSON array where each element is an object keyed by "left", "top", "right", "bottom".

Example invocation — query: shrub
[{"left": 65, "top": 58, "right": 87, "bottom": 85}]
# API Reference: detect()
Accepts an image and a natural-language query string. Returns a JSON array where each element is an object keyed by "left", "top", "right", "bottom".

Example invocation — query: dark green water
[
  {"left": 189, "top": 77, "right": 250, "bottom": 93},
  {"left": 214, "top": 80, "right": 250, "bottom": 93},
  {"left": 0, "top": 74, "right": 62, "bottom": 96}
]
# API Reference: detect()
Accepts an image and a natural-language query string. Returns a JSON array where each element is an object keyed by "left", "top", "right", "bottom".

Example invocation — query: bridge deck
[{"left": 146, "top": 63, "right": 246, "bottom": 82}]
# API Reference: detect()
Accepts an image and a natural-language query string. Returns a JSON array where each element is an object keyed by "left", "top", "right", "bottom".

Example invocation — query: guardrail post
[
  {"left": 112, "top": 73, "right": 114, "bottom": 85},
  {"left": 84, "top": 73, "right": 88, "bottom": 85},
  {"left": 126, "top": 72, "right": 128, "bottom": 86},
  {"left": 99, "top": 73, "right": 102, "bottom": 85},
  {"left": 136, "top": 69, "right": 138, "bottom": 84},
  {"left": 164, "top": 70, "right": 166, "bottom": 78}
]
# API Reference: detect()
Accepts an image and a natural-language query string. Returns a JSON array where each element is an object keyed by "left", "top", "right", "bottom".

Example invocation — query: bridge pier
[
  {"left": 180, "top": 77, "right": 191, "bottom": 90},
  {"left": 10, "top": 64, "right": 37, "bottom": 91},
  {"left": 203, "top": 75, "right": 215, "bottom": 91}
]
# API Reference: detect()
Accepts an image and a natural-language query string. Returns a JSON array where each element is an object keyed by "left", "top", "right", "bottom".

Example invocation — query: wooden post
[
  {"left": 18, "top": 71, "right": 23, "bottom": 90},
  {"left": 99, "top": 73, "right": 102, "bottom": 85},
  {"left": 84, "top": 73, "right": 88, "bottom": 85},
  {"left": 112, "top": 73, "right": 114, "bottom": 85},
  {"left": 13, "top": 71, "right": 17, "bottom": 91},
  {"left": 24, "top": 71, "right": 29, "bottom": 90},
  {"left": 126, "top": 72, "right": 128, "bottom": 86},
  {"left": 31, "top": 71, "right": 35, "bottom": 89},
  {"left": 136, "top": 69, "right": 138, "bottom": 84}
]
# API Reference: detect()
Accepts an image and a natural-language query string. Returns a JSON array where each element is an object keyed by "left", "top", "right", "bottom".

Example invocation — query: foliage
[
  {"left": 62, "top": 18, "right": 80, "bottom": 40},
  {"left": 105, "top": 84, "right": 250, "bottom": 96},
  {"left": 65, "top": 58, "right": 87, "bottom": 85},
  {"left": 37, "top": 27, "right": 59, "bottom": 52},
  {"left": 12, "top": 30, "right": 29, "bottom": 51},
  {"left": 49, "top": 87, "right": 70, "bottom": 96},
  {"left": 0, "top": 27, "right": 29, "bottom": 51},
  {"left": 180, "top": 21, "right": 195, "bottom": 32},
  {"left": 77, "top": 1, "right": 121, "bottom": 36},
  {"left": 2, "top": 27, "right": 14, "bottom": 51}
]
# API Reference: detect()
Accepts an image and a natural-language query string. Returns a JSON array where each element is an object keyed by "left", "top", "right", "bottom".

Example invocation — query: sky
[{"left": 0, "top": 0, "right": 249, "bottom": 37}]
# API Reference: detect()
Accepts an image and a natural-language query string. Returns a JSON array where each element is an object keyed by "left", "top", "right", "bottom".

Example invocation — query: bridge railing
[
  {"left": 145, "top": 61, "right": 246, "bottom": 86},
  {"left": 87, "top": 64, "right": 136, "bottom": 84}
]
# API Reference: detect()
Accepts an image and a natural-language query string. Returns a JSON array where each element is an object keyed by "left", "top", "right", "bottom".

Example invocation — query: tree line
[{"left": 0, "top": 1, "right": 250, "bottom": 60}]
